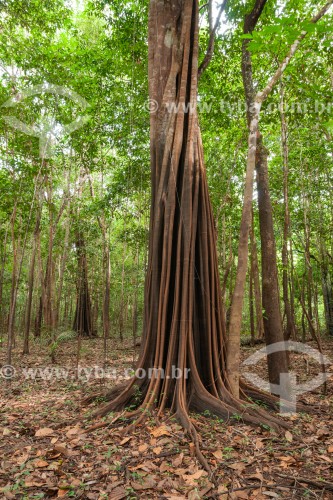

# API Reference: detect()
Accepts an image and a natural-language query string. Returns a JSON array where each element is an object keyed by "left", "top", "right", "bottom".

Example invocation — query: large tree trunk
[
  {"left": 91, "top": 1, "right": 283, "bottom": 463},
  {"left": 256, "top": 141, "right": 289, "bottom": 388}
]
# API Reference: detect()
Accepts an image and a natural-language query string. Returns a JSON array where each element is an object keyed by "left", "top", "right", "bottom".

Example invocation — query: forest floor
[{"left": 1, "top": 335, "right": 333, "bottom": 500}]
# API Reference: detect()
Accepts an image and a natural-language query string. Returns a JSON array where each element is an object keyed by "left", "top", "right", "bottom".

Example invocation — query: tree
[
  {"left": 226, "top": 0, "right": 333, "bottom": 397},
  {"left": 90, "top": 0, "right": 285, "bottom": 470}
]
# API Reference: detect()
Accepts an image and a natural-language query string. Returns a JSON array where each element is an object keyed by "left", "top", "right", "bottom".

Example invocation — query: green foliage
[{"left": 0, "top": 0, "right": 332, "bottom": 343}]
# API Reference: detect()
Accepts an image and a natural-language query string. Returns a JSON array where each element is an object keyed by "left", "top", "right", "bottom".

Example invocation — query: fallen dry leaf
[
  {"left": 120, "top": 436, "right": 131, "bottom": 445},
  {"left": 247, "top": 471, "right": 264, "bottom": 482},
  {"left": 235, "top": 491, "right": 249, "bottom": 499},
  {"left": 16, "top": 454, "right": 29, "bottom": 465},
  {"left": 150, "top": 425, "right": 171, "bottom": 437},
  {"left": 182, "top": 470, "right": 205, "bottom": 485},
  {"left": 172, "top": 453, "right": 184, "bottom": 467},
  {"left": 35, "top": 427, "right": 55, "bottom": 437},
  {"left": 138, "top": 443, "right": 148, "bottom": 452},
  {"left": 65, "top": 426, "right": 81, "bottom": 438},
  {"left": 108, "top": 486, "right": 127, "bottom": 500},
  {"left": 54, "top": 443, "right": 70, "bottom": 456},
  {"left": 188, "top": 489, "right": 201, "bottom": 500},
  {"left": 57, "top": 490, "right": 68, "bottom": 498},
  {"left": 34, "top": 459, "right": 49, "bottom": 468},
  {"left": 131, "top": 475, "right": 156, "bottom": 490},
  {"left": 212, "top": 449, "right": 223, "bottom": 459},
  {"left": 255, "top": 439, "right": 264, "bottom": 449},
  {"left": 227, "top": 462, "right": 246, "bottom": 473},
  {"left": 285, "top": 430, "right": 293, "bottom": 442}
]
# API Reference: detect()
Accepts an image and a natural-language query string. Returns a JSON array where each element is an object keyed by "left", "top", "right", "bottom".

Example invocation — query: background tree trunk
[
  {"left": 250, "top": 208, "right": 264, "bottom": 339},
  {"left": 280, "top": 80, "right": 296, "bottom": 341},
  {"left": 23, "top": 203, "right": 42, "bottom": 354},
  {"left": 256, "top": 141, "right": 289, "bottom": 388},
  {"left": 73, "top": 235, "right": 94, "bottom": 337}
]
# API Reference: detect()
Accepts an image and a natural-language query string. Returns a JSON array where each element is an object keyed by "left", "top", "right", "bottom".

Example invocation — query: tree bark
[
  {"left": 280, "top": 80, "right": 296, "bottom": 340},
  {"left": 249, "top": 258, "right": 255, "bottom": 345},
  {"left": 23, "top": 202, "right": 42, "bottom": 354},
  {"left": 7, "top": 202, "right": 19, "bottom": 369},
  {"left": 90, "top": 1, "right": 285, "bottom": 465},
  {"left": 55, "top": 205, "right": 70, "bottom": 328},
  {"left": 250, "top": 208, "right": 264, "bottom": 339},
  {"left": 320, "top": 241, "right": 333, "bottom": 335},
  {"left": 73, "top": 235, "right": 94, "bottom": 337},
  {"left": 256, "top": 142, "right": 289, "bottom": 388},
  {"left": 0, "top": 223, "right": 9, "bottom": 338}
]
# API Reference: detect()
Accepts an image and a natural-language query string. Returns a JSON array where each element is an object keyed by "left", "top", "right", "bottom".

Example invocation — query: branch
[
  {"left": 198, "top": 0, "right": 227, "bottom": 78},
  {"left": 277, "top": 473, "right": 333, "bottom": 492},
  {"left": 244, "top": 0, "right": 268, "bottom": 34},
  {"left": 199, "top": 2, "right": 209, "bottom": 12},
  {"left": 257, "top": 0, "right": 333, "bottom": 103},
  {"left": 242, "top": 0, "right": 268, "bottom": 123}
]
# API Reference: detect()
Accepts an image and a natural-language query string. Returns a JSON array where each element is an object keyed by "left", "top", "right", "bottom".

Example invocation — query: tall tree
[
  {"left": 227, "top": 0, "right": 333, "bottom": 396},
  {"left": 90, "top": 0, "right": 283, "bottom": 469}
]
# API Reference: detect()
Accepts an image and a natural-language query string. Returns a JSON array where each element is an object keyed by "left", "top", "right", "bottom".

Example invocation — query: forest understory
[
  {"left": 1, "top": 336, "right": 333, "bottom": 500},
  {"left": 1, "top": 0, "right": 333, "bottom": 498}
]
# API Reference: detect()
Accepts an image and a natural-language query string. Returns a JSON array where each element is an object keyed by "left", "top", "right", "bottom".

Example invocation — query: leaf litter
[{"left": 0, "top": 337, "right": 333, "bottom": 499}]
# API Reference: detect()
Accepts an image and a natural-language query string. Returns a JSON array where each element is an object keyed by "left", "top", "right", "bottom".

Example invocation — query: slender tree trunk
[
  {"left": 23, "top": 205, "right": 42, "bottom": 354},
  {"left": 227, "top": 103, "right": 261, "bottom": 396},
  {"left": 250, "top": 208, "right": 264, "bottom": 339},
  {"left": 7, "top": 203, "right": 19, "bottom": 368},
  {"left": 86, "top": 172, "right": 111, "bottom": 340},
  {"left": 256, "top": 141, "right": 289, "bottom": 388},
  {"left": 132, "top": 246, "right": 139, "bottom": 354},
  {"left": 301, "top": 276, "right": 306, "bottom": 342},
  {"left": 119, "top": 243, "right": 126, "bottom": 342},
  {"left": 249, "top": 258, "right": 255, "bottom": 345},
  {"left": 0, "top": 223, "right": 9, "bottom": 338},
  {"left": 289, "top": 241, "right": 297, "bottom": 338},
  {"left": 44, "top": 192, "right": 56, "bottom": 332},
  {"left": 322, "top": 272, "right": 333, "bottom": 336},
  {"left": 320, "top": 241, "right": 333, "bottom": 336},
  {"left": 34, "top": 231, "right": 44, "bottom": 338},
  {"left": 102, "top": 240, "right": 111, "bottom": 339},
  {"left": 227, "top": 0, "right": 325, "bottom": 392},
  {"left": 55, "top": 206, "right": 70, "bottom": 328},
  {"left": 314, "top": 281, "right": 320, "bottom": 334},
  {"left": 280, "top": 80, "right": 296, "bottom": 341},
  {"left": 73, "top": 235, "right": 94, "bottom": 337},
  {"left": 303, "top": 193, "right": 313, "bottom": 323}
]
